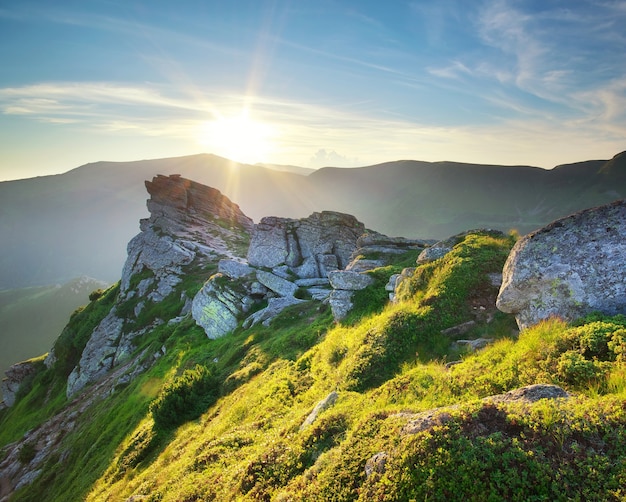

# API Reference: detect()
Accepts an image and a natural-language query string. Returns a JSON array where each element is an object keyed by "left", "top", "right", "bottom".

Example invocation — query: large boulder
[
  {"left": 247, "top": 211, "right": 365, "bottom": 278},
  {"left": 191, "top": 274, "right": 254, "bottom": 339},
  {"left": 497, "top": 200, "right": 626, "bottom": 329},
  {"left": 66, "top": 309, "right": 124, "bottom": 396}
]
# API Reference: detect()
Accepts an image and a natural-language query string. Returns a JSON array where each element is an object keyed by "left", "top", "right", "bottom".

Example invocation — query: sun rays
[{"left": 195, "top": 111, "right": 276, "bottom": 166}]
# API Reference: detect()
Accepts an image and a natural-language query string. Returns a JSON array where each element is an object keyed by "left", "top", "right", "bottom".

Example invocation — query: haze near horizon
[{"left": 1, "top": 0, "right": 625, "bottom": 181}]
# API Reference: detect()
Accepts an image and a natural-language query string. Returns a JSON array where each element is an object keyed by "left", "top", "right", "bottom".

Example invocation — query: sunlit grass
[{"left": 6, "top": 230, "right": 626, "bottom": 501}]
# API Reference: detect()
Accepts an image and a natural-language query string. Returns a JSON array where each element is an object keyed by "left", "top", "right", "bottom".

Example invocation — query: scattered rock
[
  {"left": 218, "top": 259, "right": 254, "bottom": 279},
  {"left": 1, "top": 360, "right": 40, "bottom": 407},
  {"left": 486, "top": 384, "right": 569, "bottom": 404},
  {"left": 300, "top": 391, "right": 339, "bottom": 430},
  {"left": 327, "top": 270, "right": 374, "bottom": 291},
  {"left": 243, "top": 297, "right": 305, "bottom": 327},
  {"left": 497, "top": 200, "right": 626, "bottom": 329},
  {"left": 440, "top": 320, "right": 476, "bottom": 337},
  {"left": 328, "top": 290, "right": 355, "bottom": 321},
  {"left": 256, "top": 270, "right": 299, "bottom": 297},
  {"left": 365, "top": 452, "right": 389, "bottom": 478},
  {"left": 455, "top": 338, "right": 493, "bottom": 351},
  {"left": 400, "top": 384, "right": 569, "bottom": 435}
]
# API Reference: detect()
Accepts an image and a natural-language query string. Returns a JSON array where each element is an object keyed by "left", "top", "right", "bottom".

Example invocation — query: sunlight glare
[{"left": 196, "top": 112, "right": 276, "bottom": 164}]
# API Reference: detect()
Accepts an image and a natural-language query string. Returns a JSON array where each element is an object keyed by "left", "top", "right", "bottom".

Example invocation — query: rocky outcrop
[
  {"left": 400, "top": 384, "right": 569, "bottom": 436},
  {"left": 497, "top": 200, "right": 626, "bottom": 329},
  {"left": 247, "top": 211, "right": 365, "bottom": 276},
  {"left": 67, "top": 175, "right": 254, "bottom": 396},
  {"left": 1, "top": 360, "right": 39, "bottom": 407},
  {"left": 121, "top": 174, "right": 253, "bottom": 297},
  {"left": 326, "top": 233, "right": 431, "bottom": 320}
]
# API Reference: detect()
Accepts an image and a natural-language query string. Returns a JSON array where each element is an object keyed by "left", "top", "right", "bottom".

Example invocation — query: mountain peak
[{"left": 144, "top": 174, "right": 254, "bottom": 236}]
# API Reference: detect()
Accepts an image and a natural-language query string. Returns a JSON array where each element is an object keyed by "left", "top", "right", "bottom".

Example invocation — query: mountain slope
[
  {"left": 2, "top": 151, "right": 626, "bottom": 289},
  {"left": 1, "top": 180, "right": 625, "bottom": 501}
]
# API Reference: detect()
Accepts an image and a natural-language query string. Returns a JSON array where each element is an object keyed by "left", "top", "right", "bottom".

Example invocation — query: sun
[{"left": 196, "top": 112, "right": 275, "bottom": 164}]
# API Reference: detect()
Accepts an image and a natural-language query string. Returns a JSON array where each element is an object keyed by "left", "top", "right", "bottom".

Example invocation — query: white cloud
[{"left": 307, "top": 149, "right": 360, "bottom": 168}]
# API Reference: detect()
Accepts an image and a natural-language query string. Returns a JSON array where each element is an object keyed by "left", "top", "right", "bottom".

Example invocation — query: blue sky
[{"left": 0, "top": 0, "right": 625, "bottom": 180}]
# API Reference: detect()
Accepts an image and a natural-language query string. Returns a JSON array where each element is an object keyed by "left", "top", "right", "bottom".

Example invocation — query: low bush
[{"left": 150, "top": 364, "right": 219, "bottom": 431}]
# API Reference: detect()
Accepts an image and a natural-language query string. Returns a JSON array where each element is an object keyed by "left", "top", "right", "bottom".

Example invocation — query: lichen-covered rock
[
  {"left": 328, "top": 289, "right": 355, "bottom": 321},
  {"left": 497, "top": 200, "right": 626, "bottom": 329},
  {"left": 246, "top": 217, "right": 290, "bottom": 269},
  {"left": 243, "top": 297, "right": 305, "bottom": 328},
  {"left": 218, "top": 259, "right": 254, "bottom": 279},
  {"left": 68, "top": 176, "right": 254, "bottom": 396},
  {"left": 328, "top": 270, "right": 374, "bottom": 291},
  {"left": 192, "top": 274, "right": 253, "bottom": 339},
  {"left": 121, "top": 175, "right": 253, "bottom": 298}
]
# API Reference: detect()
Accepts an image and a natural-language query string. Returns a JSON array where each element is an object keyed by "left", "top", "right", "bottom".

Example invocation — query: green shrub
[
  {"left": 18, "top": 442, "right": 37, "bottom": 464},
  {"left": 88, "top": 289, "right": 105, "bottom": 302},
  {"left": 150, "top": 364, "right": 219, "bottom": 430}
]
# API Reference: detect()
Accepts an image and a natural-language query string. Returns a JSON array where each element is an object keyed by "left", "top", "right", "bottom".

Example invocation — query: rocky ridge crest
[{"left": 59, "top": 175, "right": 428, "bottom": 397}]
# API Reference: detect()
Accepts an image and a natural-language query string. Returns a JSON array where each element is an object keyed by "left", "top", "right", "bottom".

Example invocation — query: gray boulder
[
  {"left": 192, "top": 274, "right": 253, "bottom": 339},
  {"left": 328, "top": 270, "right": 374, "bottom": 291},
  {"left": 218, "top": 259, "right": 254, "bottom": 279},
  {"left": 247, "top": 211, "right": 365, "bottom": 278},
  {"left": 256, "top": 270, "right": 298, "bottom": 297},
  {"left": 67, "top": 309, "right": 124, "bottom": 396},
  {"left": 243, "top": 297, "right": 305, "bottom": 328},
  {"left": 300, "top": 391, "right": 339, "bottom": 430},
  {"left": 246, "top": 216, "right": 290, "bottom": 269},
  {"left": 328, "top": 289, "right": 355, "bottom": 321},
  {"left": 497, "top": 200, "right": 626, "bottom": 329}
]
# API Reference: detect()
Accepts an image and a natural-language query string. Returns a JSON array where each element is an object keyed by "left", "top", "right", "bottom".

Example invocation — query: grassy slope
[{"left": 2, "top": 231, "right": 626, "bottom": 501}]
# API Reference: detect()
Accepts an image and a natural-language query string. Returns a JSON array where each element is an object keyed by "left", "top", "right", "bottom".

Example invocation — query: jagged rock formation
[
  {"left": 44, "top": 171, "right": 439, "bottom": 399},
  {"left": 0, "top": 360, "right": 39, "bottom": 408},
  {"left": 497, "top": 200, "right": 626, "bottom": 329},
  {"left": 192, "top": 211, "right": 376, "bottom": 333},
  {"left": 247, "top": 212, "right": 365, "bottom": 275},
  {"left": 66, "top": 175, "right": 254, "bottom": 396},
  {"left": 121, "top": 174, "right": 254, "bottom": 297}
]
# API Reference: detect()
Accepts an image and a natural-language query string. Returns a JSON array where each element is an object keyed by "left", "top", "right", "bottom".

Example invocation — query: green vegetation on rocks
[{"left": 2, "top": 231, "right": 626, "bottom": 501}]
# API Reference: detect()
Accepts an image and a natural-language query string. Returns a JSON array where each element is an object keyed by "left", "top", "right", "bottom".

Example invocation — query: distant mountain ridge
[{"left": 1, "top": 150, "right": 625, "bottom": 289}]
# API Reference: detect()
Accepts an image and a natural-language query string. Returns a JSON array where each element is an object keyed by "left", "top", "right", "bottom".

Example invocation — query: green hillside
[{"left": 1, "top": 232, "right": 625, "bottom": 501}]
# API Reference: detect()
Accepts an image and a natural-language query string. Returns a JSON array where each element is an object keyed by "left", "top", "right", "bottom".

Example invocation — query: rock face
[
  {"left": 65, "top": 175, "right": 432, "bottom": 396},
  {"left": 497, "top": 200, "right": 626, "bottom": 329},
  {"left": 1, "top": 360, "right": 39, "bottom": 407},
  {"left": 67, "top": 175, "right": 254, "bottom": 396},
  {"left": 247, "top": 211, "right": 365, "bottom": 276},
  {"left": 121, "top": 174, "right": 253, "bottom": 296}
]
